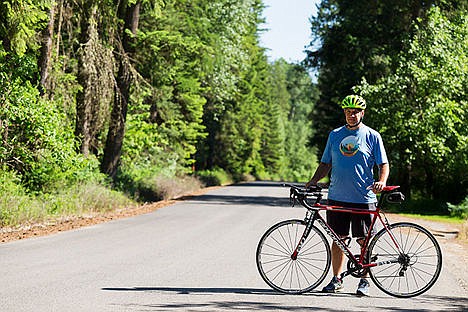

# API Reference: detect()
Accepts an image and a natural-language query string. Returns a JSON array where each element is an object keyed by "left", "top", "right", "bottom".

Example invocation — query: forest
[{"left": 0, "top": 0, "right": 467, "bottom": 227}]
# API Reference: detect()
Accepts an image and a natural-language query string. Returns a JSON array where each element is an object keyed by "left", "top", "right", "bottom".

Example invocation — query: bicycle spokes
[
  {"left": 368, "top": 222, "right": 442, "bottom": 298},
  {"left": 256, "top": 220, "right": 331, "bottom": 294}
]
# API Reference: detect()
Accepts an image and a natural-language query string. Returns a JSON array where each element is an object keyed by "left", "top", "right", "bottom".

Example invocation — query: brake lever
[{"left": 289, "top": 188, "right": 296, "bottom": 207}]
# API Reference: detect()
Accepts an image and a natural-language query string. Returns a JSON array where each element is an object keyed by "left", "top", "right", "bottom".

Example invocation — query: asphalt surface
[{"left": 1, "top": 182, "right": 467, "bottom": 311}]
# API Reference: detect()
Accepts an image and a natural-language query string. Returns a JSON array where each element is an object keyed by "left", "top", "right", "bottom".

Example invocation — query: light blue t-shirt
[{"left": 321, "top": 124, "right": 388, "bottom": 204}]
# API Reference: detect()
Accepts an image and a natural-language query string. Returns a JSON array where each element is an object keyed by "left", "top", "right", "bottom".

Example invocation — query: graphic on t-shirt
[{"left": 339, "top": 135, "right": 360, "bottom": 156}]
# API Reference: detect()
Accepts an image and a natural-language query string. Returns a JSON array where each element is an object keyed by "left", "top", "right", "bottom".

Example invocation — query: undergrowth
[
  {"left": 1, "top": 169, "right": 216, "bottom": 228},
  {"left": 0, "top": 179, "right": 134, "bottom": 227}
]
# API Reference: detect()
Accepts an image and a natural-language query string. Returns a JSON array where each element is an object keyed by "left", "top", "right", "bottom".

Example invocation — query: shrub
[
  {"left": 388, "top": 198, "right": 449, "bottom": 216},
  {"left": 0, "top": 169, "right": 41, "bottom": 226},
  {"left": 447, "top": 197, "right": 468, "bottom": 219},
  {"left": 0, "top": 169, "right": 134, "bottom": 227},
  {"left": 195, "top": 168, "right": 233, "bottom": 187},
  {"left": 129, "top": 174, "right": 203, "bottom": 202},
  {"left": 0, "top": 52, "right": 107, "bottom": 193},
  {"left": 44, "top": 182, "right": 134, "bottom": 216}
]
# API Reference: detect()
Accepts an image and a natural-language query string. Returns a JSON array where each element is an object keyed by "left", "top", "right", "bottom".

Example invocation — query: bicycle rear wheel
[
  {"left": 368, "top": 222, "right": 442, "bottom": 298},
  {"left": 256, "top": 219, "right": 331, "bottom": 294}
]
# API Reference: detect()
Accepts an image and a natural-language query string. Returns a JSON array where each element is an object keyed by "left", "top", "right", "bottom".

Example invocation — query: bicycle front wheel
[
  {"left": 256, "top": 219, "right": 331, "bottom": 294},
  {"left": 368, "top": 222, "right": 442, "bottom": 298}
]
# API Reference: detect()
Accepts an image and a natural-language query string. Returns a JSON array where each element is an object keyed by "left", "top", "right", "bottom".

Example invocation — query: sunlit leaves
[
  {"left": 0, "top": 0, "right": 50, "bottom": 55},
  {"left": 358, "top": 7, "right": 468, "bottom": 200}
]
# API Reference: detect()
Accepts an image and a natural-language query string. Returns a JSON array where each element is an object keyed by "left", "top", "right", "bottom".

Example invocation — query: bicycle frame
[
  {"left": 292, "top": 189, "right": 403, "bottom": 279},
  {"left": 257, "top": 185, "right": 442, "bottom": 297}
]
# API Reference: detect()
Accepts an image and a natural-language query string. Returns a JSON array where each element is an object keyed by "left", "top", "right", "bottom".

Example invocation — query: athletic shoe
[
  {"left": 322, "top": 276, "right": 343, "bottom": 293},
  {"left": 356, "top": 278, "right": 370, "bottom": 296}
]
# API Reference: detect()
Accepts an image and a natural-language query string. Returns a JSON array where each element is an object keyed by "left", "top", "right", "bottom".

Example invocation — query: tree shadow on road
[
  {"left": 180, "top": 194, "right": 292, "bottom": 207},
  {"left": 102, "top": 286, "right": 278, "bottom": 295},
  {"left": 102, "top": 287, "right": 468, "bottom": 311},
  {"left": 178, "top": 181, "right": 324, "bottom": 207}
]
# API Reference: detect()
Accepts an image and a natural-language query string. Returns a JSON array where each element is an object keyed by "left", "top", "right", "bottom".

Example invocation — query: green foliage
[
  {"left": 129, "top": 0, "right": 208, "bottom": 171},
  {"left": 357, "top": 7, "right": 468, "bottom": 201},
  {"left": 305, "top": 0, "right": 462, "bottom": 153},
  {"left": 118, "top": 106, "right": 182, "bottom": 199},
  {"left": 283, "top": 63, "right": 320, "bottom": 181},
  {"left": 306, "top": 0, "right": 409, "bottom": 149},
  {"left": 0, "top": 0, "right": 50, "bottom": 55},
  {"left": 0, "top": 49, "right": 107, "bottom": 192},
  {"left": 0, "top": 169, "right": 41, "bottom": 226},
  {"left": 0, "top": 170, "right": 134, "bottom": 227},
  {"left": 194, "top": 0, "right": 262, "bottom": 172},
  {"left": 307, "top": 1, "right": 467, "bottom": 209},
  {"left": 0, "top": 0, "right": 322, "bottom": 228},
  {"left": 261, "top": 61, "right": 288, "bottom": 179},
  {"left": 448, "top": 197, "right": 468, "bottom": 219},
  {"left": 200, "top": 0, "right": 269, "bottom": 179},
  {"left": 195, "top": 167, "right": 233, "bottom": 186},
  {"left": 259, "top": 60, "right": 319, "bottom": 182},
  {"left": 387, "top": 198, "right": 449, "bottom": 216}
]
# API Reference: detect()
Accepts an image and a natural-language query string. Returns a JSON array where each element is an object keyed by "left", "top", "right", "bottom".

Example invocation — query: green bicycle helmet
[{"left": 341, "top": 95, "right": 366, "bottom": 110}]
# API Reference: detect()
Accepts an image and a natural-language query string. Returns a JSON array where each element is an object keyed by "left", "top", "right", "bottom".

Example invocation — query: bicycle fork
[{"left": 291, "top": 212, "right": 317, "bottom": 260}]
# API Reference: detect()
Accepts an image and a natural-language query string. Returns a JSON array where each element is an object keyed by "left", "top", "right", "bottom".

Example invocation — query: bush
[
  {"left": 195, "top": 168, "right": 233, "bottom": 187},
  {"left": 129, "top": 174, "right": 204, "bottom": 202},
  {"left": 447, "top": 197, "right": 468, "bottom": 219},
  {"left": 0, "top": 170, "right": 39, "bottom": 226},
  {"left": 44, "top": 182, "right": 135, "bottom": 216},
  {"left": 387, "top": 198, "right": 449, "bottom": 216},
  {"left": 0, "top": 52, "right": 107, "bottom": 193},
  {"left": 0, "top": 169, "right": 134, "bottom": 227}
]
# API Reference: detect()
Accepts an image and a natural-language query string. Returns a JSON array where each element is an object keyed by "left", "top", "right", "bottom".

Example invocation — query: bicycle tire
[
  {"left": 256, "top": 219, "right": 331, "bottom": 294},
  {"left": 368, "top": 222, "right": 442, "bottom": 298}
]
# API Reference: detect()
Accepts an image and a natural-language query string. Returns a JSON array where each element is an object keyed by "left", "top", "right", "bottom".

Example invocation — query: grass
[
  {"left": 396, "top": 213, "right": 465, "bottom": 224},
  {"left": 393, "top": 212, "right": 468, "bottom": 242},
  {"left": 385, "top": 197, "right": 468, "bottom": 242},
  {"left": 0, "top": 181, "right": 135, "bottom": 228},
  {"left": 1, "top": 173, "right": 208, "bottom": 228}
]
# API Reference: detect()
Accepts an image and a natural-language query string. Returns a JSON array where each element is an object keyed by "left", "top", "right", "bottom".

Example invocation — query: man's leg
[
  {"left": 322, "top": 202, "right": 350, "bottom": 293},
  {"left": 322, "top": 235, "right": 347, "bottom": 293},
  {"left": 331, "top": 237, "right": 347, "bottom": 276},
  {"left": 352, "top": 206, "right": 375, "bottom": 296}
]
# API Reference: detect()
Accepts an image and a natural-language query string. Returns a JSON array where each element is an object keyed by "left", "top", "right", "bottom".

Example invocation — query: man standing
[{"left": 306, "top": 95, "right": 389, "bottom": 296}]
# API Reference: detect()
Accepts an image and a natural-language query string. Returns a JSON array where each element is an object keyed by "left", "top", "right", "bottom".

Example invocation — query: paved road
[{"left": 1, "top": 182, "right": 467, "bottom": 311}]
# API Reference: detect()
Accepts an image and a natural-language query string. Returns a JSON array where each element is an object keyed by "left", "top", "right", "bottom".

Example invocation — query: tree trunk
[
  {"left": 75, "top": 2, "right": 96, "bottom": 156},
  {"left": 38, "top": 4, "right": 55, "bottom": 97},
  {"left": 100, "top": 1, "right": 140, "bottom": 178}
]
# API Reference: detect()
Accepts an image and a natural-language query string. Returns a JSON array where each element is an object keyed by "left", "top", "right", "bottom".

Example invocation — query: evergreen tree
[{"left": 283, "top": 63, "right": 319, "bottom": 182}]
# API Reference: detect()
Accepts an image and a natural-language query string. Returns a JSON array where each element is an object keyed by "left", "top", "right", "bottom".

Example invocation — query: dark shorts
[{"left": 327, "top": 199, "right": 377, "bottom": 238}]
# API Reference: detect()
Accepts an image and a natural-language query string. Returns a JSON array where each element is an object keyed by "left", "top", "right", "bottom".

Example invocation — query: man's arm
[
  {"left": 305, "top": 162, "right": 332, "bottom": 188},
  {"left": 372, "top": 163, "right": 389, "bottom": 193}
]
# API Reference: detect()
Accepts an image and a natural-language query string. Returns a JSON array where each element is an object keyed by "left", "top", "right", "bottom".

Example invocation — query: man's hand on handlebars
[
  {"left": 305, "top": 181, "right": 328, "bottom": 190},
  {"left": 305, "top": 180, "right": 315, "bottom": 189}
]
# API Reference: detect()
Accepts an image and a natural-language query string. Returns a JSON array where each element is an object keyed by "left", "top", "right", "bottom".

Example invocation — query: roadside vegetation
[{"left": 0, "top": 1, "right": 467, "bottom": 229}]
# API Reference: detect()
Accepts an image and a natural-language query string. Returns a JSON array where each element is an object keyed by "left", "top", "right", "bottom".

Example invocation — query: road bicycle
[{"left": 256, "top": 184, "right": 442, "bottom": 298}]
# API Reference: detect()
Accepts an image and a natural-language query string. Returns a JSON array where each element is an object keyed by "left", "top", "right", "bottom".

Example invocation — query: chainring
[{"left": 347, "top": 255, "right": 369, "bottom": 278}]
